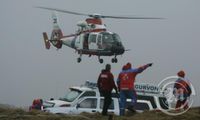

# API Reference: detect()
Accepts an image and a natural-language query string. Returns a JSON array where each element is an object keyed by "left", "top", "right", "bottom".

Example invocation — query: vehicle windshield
[{"left": 60, "top": 89, "right": 82, "bottom": 102}]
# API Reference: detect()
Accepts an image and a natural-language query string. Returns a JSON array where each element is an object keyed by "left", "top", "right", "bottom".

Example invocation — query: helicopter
[{"left": 37, "top": 7, "right": 162, "bottom": 63}]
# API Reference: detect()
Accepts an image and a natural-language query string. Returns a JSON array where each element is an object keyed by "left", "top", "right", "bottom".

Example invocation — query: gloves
[{"left": 148, "top": 63, "right": 153, "bottom": 67}]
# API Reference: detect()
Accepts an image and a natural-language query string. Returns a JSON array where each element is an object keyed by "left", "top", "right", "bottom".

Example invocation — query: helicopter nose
[{"left": 111, "top": 45, "right": 125, "bottom": 55}]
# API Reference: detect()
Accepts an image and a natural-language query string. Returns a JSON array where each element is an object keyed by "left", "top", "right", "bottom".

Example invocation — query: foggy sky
[{"left": 0, "top": 0, "right": 199, "bottom": 107}]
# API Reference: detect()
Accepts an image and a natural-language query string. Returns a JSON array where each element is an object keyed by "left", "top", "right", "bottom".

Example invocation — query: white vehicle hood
[{"left": 45, "top": 99, "right": 71, "bottom": 107}]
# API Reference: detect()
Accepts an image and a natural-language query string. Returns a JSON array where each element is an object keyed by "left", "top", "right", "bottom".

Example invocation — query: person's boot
[
  {"left": 127, "top": 106, "right": 136, "bottom": 113},
  {"left": 120, "top": 108, "right": 125, "bottom": 116}
]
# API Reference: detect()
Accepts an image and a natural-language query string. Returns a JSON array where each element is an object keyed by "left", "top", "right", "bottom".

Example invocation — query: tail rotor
[{"left": 43, "top": 32, "right": 50, "bottom": 49}]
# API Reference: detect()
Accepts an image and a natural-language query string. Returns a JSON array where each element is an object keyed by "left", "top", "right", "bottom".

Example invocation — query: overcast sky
[{"left": 0, "top": 0, "right": 199, "bottom": 107}]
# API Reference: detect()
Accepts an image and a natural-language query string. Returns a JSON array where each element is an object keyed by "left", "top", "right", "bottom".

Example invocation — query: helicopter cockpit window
[{"left": 101, "top": 32, "right": 114, "bottom": 43}]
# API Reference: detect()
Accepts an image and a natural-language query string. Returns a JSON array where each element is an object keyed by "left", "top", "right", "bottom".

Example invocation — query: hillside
[{"left": 0, "top": 107, "right": 200, "bottom": 120}]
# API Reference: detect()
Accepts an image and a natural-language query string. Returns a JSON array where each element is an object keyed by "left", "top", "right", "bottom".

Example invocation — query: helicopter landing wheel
[
  {"left": 111, "top": 58, "right": 115, "bottom": 63},
  {"left": 114, "top": 58, "right": 118, "bottom": 63},
  {"left": 99, "top": 58, "right": 103, "bottom": 64},
  {"left": 98, "top": 56, "right": 103, "bottom": 64},
  {"left": 111, "top": 58, "right": 117, "bottom": 63},
  {"left": 77, "top": 57, "right": 81, "bottom": 63}
]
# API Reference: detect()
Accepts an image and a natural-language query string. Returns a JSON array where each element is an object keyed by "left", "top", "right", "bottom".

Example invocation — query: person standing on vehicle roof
[
  {"left": 117, "top": 62, "right": 153, "bottom": 116},
  {"left": 173, "top": 70, "right": 192, "bottom": 110},
  {"left": 97, "top": 64, "right": 118, "bottom": 116}
]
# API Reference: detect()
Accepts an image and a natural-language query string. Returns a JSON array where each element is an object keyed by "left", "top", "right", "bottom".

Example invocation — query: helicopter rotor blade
[
  {"left": 100, "top": 15, "right": 164, "bottom": 19},
  {"left": 36, "top": 6, "right": 90, "bottom": 16},
  {"left": 36, "top": 6, "right": 164, "bottom": 19}
]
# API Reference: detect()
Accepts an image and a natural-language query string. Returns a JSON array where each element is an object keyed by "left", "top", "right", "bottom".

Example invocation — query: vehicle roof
[{"left": 70, "top": 86, "right": 96, "bottom": 91}]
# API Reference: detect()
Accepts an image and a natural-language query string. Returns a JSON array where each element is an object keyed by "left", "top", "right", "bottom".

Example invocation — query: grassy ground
[{"left": 0, "top": 107, "right": 200, "bottom": 120}]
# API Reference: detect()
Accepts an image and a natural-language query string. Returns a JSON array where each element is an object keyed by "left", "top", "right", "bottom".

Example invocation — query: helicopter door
[
  {"left": 75, "top": 34, "right": 84, "bottom": 49},
  {"left": 83, "top": 34, "right": 89, "bottom": 49},
  {"left": 88, "top": 34, "right": 98, "bottom": 50},
  {"left": 97, "top": 34, "right": 103, "bottom": 50}
]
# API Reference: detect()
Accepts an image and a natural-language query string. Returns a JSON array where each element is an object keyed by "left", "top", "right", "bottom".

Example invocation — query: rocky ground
[{"left": 0, "top": 106, "right": 200, "bottom": 120}]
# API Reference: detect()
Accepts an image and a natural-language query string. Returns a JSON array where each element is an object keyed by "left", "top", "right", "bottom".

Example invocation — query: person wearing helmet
[
  {"left": 97, "top": 64, "right": 118, "bottom": 116},
  {"left": 173, "top": 70, "right": 191, "bottom": 110},
  {"left": 117, "top": 62, "right": 153, "bottom": 116}
]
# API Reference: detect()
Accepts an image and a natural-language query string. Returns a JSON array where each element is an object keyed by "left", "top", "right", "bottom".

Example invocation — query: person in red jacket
[
  {"left": 117, "top": 62, "right": 153, "bottom": 116},
  {"left": 29, "top": 99, "right": 43, "bottom": 111},
  {"left": 97, "top": 64, "right": 118, "bottom": 116},
  {"left": 173, "top": 70, "right": 191, "bottom": 110}
]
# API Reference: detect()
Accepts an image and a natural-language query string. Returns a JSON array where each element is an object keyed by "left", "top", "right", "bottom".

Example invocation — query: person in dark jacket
[{"left": 97, "top": 64, "right": 118, "bottom": 115}]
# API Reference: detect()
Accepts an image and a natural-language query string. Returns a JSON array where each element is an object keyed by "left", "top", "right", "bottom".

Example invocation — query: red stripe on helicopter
[{"left": 86, "top": 18, "right": 102, "bottom": 25}]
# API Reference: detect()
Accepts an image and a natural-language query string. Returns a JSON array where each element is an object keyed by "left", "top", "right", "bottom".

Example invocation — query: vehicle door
[
  {"left": 100, "top": 98, "right": 116, "bottom": 114},
  {"left": 75, "top": 98, "right": 98, "bottom": 114}
]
